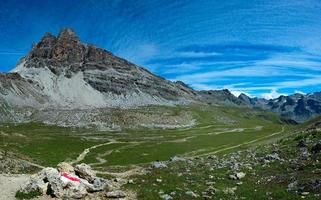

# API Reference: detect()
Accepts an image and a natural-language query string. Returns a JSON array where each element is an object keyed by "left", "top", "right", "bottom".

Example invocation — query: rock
[
  {"left": 301, "top": 192, "right": 310, "bottom": 196},
  {"left": 106, "top": 190, "right": 126, "bottom": 198},
  {"left": 18, "top": 166, "right": 104, "bottom": 199},
  {"left": 229, "top": 172, "right": 246, "bottom": 180},
  {"left": 75, "top": 163, "right": 96, "bottom": 182},
  {"left": 151, "top": 161, "right": 168, "bottom": 169},
  {"left": 57, "top": 162, "right": 74, "bottom": 173},
  {"left": 236, "top": 182, "right": 243, "bottom": 185},
  {"left": 206, "top": 186, "right": 218, "bottom": 194},
  {"left": 86, "top": 177, "right": 109, "bottom": 192},
  {"left": 160, "top": 194, "right": 173, "bottom": 200},
  {"left": 128, "top": 179, "right": 134, "bottom": 184},
  {"left": 264, "top": 153, "right": 280, "bottom": 162},
  {"left": 205, "top": 181, "right": 216, "bottom": 185},
  {"left": 297, "top": 140, "right": 307, "bottom": 148},
  {"left": 170, "top": 156, "right": 186, "bottom": 162},
  {"left": 156, "top": 178, "right": 162, "bottom": 183},
  {"left": 185, "top": 191, "right": 198, "bottom": 198},
  {"left": 223, "top": 187, "right": 237, "bottom": 195},
  {"left": 287, "top": 181, "right": 298, "bottom": 191},
  {"left": 229, "top": 174, "right": 237, "bottom": 180},
  {"left": 61, "top": 181, "right": 88, "bottom": 199},
  {"left": 311, "top": 141, "right": 321, "bottom": 154},
  {"left": 236, "top": 172, "right": 246, "bottom": 179},
  {"left": 20, "top": 176, "right": 48, "bottom": 194}
]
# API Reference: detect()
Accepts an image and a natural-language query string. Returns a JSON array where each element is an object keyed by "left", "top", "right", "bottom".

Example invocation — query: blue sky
[{"left": 1, "top": 0, "right": 321, "bottom": 98}]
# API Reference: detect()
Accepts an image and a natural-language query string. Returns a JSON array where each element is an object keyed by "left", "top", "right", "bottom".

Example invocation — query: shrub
[{"left": 15, "top": 190, "right": 42, "bottom": 199}]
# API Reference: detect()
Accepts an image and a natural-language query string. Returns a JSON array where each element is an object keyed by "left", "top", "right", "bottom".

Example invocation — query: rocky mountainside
[
  {"left": 198, "top": 89, "right": 246, "bottom": 106},
  {"left": 1, "top": 28, "right": 196, "bottom": 109},
  {"left": 237, "top": 92, "right": 321, "bottom": 122}
]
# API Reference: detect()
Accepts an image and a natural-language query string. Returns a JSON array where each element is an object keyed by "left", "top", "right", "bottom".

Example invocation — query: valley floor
[{"left": 0, "top": 105, "right": 308, "bottom": 199}]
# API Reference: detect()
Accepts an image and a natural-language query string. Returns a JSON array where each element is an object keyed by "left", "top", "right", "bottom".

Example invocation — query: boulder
[
  {"left": 57, "top": 162, "right": 74, "bottom": 173},
  {"left": 75, "top": 163, "right": 96, "bottom": 182}
]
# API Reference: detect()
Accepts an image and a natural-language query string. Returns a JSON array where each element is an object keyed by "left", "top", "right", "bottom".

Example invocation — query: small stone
[
  {"left": 301, "top": 192, "right": 309, "bottom": 196},
  {"left": 223, "top": 187, "right": 237, "bottom": 195},
  {"left": 297, "top": 140, "right": 307, "bottom": 148},
  {"left": 229, "top": 174, "right": 237, "bottom": 180},
  {"left": 106, "top": 190, "right": 126, "bottom": 198},
  {"left": 311, "top": 141, "right": 321, "bottom": 154},
  {"left": 156, "top": 178, "right": 162, "bottom": 183},
  {"left": 229, "top": 172, "right": 246, "bottom": 180},
  {"left": 160, "top": 194, "right": 173, "bottom": 200},
  {"left": 185, "top": 191, "right": 198, "bottom": 198},
  {"left": 236, "top": 172, "right": 246, "bottom": 179},
  {"left": 152, "top": 161, "right": 168, "bottom": 169},
  {"left": 236, "top": 182, "right": 243, "bottom": 185},
  {"left": 264, "top": 153, "right": 280, "bottom": 162},
  {"left": 170, "top": 156, "right": 186, "bottom": 162},
  {"left": 287, "top": 181, "right": 298, "bottom": 191}
]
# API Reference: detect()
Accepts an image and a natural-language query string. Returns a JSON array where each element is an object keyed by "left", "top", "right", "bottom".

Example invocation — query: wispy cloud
[
  {"left": 261, "top": 89, "right": 286, "bottom": 99},
  {"left": 147, "top": 42, "right": 321, "bottom": 97}
]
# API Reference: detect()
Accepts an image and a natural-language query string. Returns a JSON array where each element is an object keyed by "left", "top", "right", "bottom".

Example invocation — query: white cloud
[
  {"left": 261, "top": 89, "right": 286, "bottom": 99},
  {"left": 294, "top": 90, "right": 306, "bottom": 95},
  {"left": 175, "top": 65, "right": 312, "bottom": 84},
  {"left": 136, "top": 43, "right": 158, "bottom": 59},
  {"left": 230, "top": 90, "right": 253, "bottom": 98},
  {"left": 190, "top": 83, "right": 218, "bottom": 90}
]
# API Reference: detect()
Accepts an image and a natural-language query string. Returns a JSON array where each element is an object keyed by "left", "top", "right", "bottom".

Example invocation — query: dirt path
[
  {"left": 0, "top": 174, "right": 29, "bottom": 200},
  {"left": 199, "top": 126, "right": 285, "bottom": 156},
  {"left": 94, "top": 166, "right": 144, "bottom": 179},
  {"left": 71, "top": 141, "right": 115, "bottom": 164}
]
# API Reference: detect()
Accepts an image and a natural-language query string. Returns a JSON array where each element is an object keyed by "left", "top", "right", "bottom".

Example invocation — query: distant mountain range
[
  {"left": 0, "top": 28, "right": 320, "bottom": 125},
  {"left": 200, "top": 89, "right": 321, "bottom": 123},
  {"left": 238, "top": 92, "right": 321, "bottom": 123}
]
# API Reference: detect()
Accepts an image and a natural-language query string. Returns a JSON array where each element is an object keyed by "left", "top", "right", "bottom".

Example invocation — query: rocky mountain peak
[
  {"left": 57, "top": 28, "right": 79, "bottom": 41},
  {"left": 6, "top": 28, "right": 196, "bottom": 109}
]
